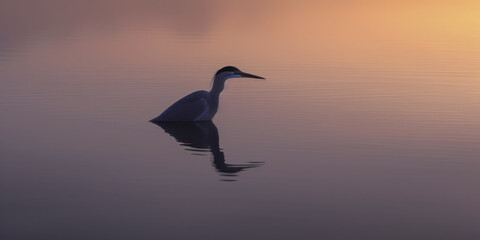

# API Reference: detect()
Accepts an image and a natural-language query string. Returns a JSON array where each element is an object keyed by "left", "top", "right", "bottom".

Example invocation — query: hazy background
[{"left": 1, "top": 1, "right": 479, "bottom": 239}]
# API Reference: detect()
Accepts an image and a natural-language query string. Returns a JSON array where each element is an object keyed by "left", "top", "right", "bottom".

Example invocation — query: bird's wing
[{"left": 153, "top": 90, "right": 210, "bottom": 121}]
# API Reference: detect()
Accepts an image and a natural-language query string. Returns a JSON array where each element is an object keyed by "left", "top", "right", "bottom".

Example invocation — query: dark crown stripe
[{"left": 215, "top": 66, "right": 239, "bottom": 75}]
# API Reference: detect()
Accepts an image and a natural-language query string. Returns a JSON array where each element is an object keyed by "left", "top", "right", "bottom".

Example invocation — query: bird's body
[
  {"left": 151, "top": 66, "right": 264, "bottom": 122},
  {"left": 153, "top": 90, "right": 218, "bottom": 121}
]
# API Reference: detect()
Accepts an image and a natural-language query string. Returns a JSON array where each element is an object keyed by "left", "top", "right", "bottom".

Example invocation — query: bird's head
[{"left": 214, "top": 66, "right": 265, "bottom": 80}]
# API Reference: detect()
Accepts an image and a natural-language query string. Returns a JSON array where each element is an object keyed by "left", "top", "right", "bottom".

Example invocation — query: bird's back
[{"left": 151, "top": 90, "right": 211, "bottom": 122}]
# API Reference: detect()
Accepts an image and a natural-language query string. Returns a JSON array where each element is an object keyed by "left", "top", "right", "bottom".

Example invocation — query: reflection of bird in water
[
  {"left": 152, "top": 121, "right": 263, "bottom": 181},
  {"left": 151, "top": 66, "right": 264, "bottom": 122}
]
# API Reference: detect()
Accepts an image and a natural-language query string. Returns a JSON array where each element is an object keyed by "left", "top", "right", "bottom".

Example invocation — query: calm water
[{"left": 1, "top": 1, "right": 480, "bottom": 239}]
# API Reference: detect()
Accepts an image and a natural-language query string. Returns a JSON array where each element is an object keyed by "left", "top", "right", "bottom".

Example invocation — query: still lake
[{"left": 1, "top": 1, "right": 479, "bottom": 239}]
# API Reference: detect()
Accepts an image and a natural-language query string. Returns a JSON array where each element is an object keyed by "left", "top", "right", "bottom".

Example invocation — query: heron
[{"left": 151, "top": 66, "right": 265, "bottom": 122}]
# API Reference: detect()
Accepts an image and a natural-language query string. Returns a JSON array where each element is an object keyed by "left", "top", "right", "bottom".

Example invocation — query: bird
[{"left": 151, "top": 66, "right": 265, "bottom": 122}]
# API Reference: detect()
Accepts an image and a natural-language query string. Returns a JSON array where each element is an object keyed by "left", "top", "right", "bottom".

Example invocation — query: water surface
[{"left": 1, "top": 1, "right": 480, "bottom": 239}]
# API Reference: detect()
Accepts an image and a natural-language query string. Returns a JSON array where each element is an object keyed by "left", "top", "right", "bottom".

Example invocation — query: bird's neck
[{"left": 209, "top": 76, "right": 227, "bottom": 97}]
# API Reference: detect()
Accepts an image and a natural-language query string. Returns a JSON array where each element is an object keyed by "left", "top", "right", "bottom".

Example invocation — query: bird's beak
[{"left": 238, "top": 71, "right": 265, "bottom": 79}]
